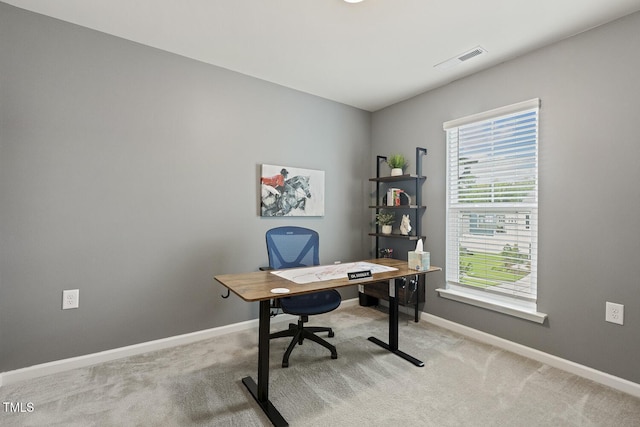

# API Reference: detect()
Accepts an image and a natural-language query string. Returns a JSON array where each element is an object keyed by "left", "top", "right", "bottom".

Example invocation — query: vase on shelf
[
  {"left": 390, "top": 168, "right": 403, "bottom": 176},
  {"left": 381, "top": 225, "right": 392, "bottom": 234}
]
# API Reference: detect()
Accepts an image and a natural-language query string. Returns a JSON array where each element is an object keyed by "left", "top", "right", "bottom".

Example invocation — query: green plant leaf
[{"left": 388, "top": 154, "right": 408, "bottom": 169}]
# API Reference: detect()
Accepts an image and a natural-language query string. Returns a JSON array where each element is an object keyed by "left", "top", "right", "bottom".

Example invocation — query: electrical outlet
[
  {"left": 62, "top": 289, "right": 79, "bottom": 310},
  {"left": 605, "top": 301, "right": 623, "bottom": 325}
]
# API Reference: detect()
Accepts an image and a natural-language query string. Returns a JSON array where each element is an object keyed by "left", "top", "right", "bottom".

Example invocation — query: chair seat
[{"left": 280, "top": 289, "right": 341, "bottom": 316}]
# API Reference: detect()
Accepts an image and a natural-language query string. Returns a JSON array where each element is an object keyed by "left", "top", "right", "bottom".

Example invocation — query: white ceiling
[{"left": 5, "top": 0, "right": 640, "bottom": 111}]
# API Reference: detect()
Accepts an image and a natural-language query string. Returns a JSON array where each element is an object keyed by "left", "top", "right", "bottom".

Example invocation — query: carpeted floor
[{"left": 2, "top": 305, "right": 640, "bottom": 426}]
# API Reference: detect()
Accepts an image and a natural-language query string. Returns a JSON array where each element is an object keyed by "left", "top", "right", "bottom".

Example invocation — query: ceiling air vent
[{"left": 434, "top": 46, "right": 487, "bottom": 70}]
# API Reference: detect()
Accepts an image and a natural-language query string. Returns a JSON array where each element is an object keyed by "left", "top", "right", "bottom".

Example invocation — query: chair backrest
[{"left": 266, "top": 226, "right": 319, "bottom": 269}]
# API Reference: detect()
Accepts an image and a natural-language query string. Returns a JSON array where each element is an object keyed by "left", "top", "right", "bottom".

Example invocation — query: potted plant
[
  {"left": 388, "top": 154, "right": 408, "bottom": 176},
  {"left": 376, "top": 211, "right": 395, "bottom": 234}
]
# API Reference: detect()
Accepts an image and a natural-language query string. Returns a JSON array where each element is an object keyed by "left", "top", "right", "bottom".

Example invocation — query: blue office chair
[{"left": 266, "top": 226, "right": 341, "bottom": 368}]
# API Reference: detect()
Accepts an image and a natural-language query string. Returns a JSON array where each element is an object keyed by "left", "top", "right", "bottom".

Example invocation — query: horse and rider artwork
[{"left": 260, "top": 164, "right": 325, "bottom": 217}]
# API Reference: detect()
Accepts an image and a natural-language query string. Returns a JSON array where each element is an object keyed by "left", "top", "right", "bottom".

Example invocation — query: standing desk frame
[{"left": 215, "top": 258, "right": 440, "bottom": 427}]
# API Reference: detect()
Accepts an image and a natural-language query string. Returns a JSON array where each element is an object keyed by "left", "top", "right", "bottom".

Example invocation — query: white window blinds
[{"left": 444, "top": 99, "right": 539, "bottom": 307}]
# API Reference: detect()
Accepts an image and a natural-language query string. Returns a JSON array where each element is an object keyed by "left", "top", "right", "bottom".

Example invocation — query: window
[{"left": 441, "top": 99, "right": 544, "bottom": 321}]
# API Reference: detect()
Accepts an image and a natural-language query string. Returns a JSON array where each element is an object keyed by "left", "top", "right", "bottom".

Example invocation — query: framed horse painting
[{"left": 260, "top": 164, "right": 325, "bottom": 217}]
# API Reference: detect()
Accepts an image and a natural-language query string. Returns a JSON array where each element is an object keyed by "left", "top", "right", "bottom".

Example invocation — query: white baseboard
[
  {"left": 8, "top": 298, "right": 634, "bottom": 399},
  {"left": 421, "top": 312, "right": 640, "bottom": 399},
  {"left": 0, "top": 298, "right": 360, "bottom": 388},
  {"left": 0, "top": 313, "right": 294, "bottom": 387}
]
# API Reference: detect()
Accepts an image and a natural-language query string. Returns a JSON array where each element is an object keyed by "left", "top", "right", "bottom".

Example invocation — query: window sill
[{"left": 435, "top": 288, "right": 548, "bottom": 324}]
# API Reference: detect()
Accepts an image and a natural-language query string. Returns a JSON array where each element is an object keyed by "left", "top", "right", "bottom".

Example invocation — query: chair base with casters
[{"left": 270, "top": 289, "right": 341, "bottom": 368}]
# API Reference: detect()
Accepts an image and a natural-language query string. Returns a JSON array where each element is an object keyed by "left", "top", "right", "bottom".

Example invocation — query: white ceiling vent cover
[{"left": 434, "top": 46, "right": 487, "bottom": 70}]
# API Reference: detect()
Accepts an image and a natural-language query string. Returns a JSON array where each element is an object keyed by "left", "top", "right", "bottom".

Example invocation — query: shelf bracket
[
  {"left": 415, "top": 147, "right": 427, "bottom": 177},
  {"left": 376, "top": 155, "right": 388, "bottom": 178}
]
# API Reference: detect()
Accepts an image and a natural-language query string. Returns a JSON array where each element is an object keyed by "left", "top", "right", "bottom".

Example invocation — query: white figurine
[{"left": 400, "top": 214, "right": 412, "bottom": 235}]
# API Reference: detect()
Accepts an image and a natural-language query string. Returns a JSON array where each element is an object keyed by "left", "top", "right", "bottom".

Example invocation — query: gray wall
[
  {"left": 3, "top": 1, "right": 640, "bottom": 387},
  {"left": 0, "top": 3, "right": 370, "bottom": 372},
  {"left": 372, "top": 11, "right": 640, "bottom": 383}
]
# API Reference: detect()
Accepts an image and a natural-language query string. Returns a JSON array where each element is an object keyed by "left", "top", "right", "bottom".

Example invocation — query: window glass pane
[{"left": 446, "top": 101, "right": 539, "bottom": 305}]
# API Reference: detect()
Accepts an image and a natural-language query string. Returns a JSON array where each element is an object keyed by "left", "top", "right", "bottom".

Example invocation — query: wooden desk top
[{"left": 215, "top": 258, "right": 441, "bottom": 302}]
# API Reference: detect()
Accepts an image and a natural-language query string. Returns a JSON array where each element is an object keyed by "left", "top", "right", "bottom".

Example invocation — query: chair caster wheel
[
  {"left": 328, "top": 331, "right": 335, "bottom": 337},
  {"left": 331, "top": 354, "right": 338, "bottom": 359}
]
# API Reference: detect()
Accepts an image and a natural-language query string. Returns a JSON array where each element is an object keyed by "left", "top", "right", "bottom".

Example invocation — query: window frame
[{"left": 438, "top": 99, "right": 547, "bottom": 323}]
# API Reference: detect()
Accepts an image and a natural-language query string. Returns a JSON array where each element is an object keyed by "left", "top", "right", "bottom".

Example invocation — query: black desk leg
[
  {"left": 414, "top": 275, "right": 420, "bottom": 323},
  {"left": 368, "top": 278, "right": 425, "bottom": 367},
  {"left": 241, "top": 300, "right": 289, "bottom": 427}
]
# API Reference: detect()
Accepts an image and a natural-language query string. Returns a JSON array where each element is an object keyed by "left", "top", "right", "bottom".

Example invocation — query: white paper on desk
[
  {"left": 271, "top": 261, "right": 397, "bottom": 284},
  {"left": 415, "top": 239, "right": 423, "bottom": 253}
]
